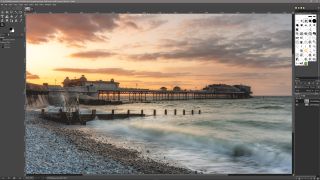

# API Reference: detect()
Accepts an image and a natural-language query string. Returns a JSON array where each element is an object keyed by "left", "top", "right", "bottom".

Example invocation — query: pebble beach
[{"left": 25, "top": 110, "right": 193, "bottom": 175}]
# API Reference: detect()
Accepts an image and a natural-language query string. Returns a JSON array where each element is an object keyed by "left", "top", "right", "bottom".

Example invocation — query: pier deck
[{"left": 97, "top": 89, "right": 250, "bottom": 102}]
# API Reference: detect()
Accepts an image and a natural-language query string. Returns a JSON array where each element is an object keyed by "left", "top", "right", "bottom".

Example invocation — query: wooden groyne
[
  {"left": 40, "top": 108, "right": 201, "bottom": 125},
  {"left": 40, "top": 109, "right": 145, "bottom": 125}
]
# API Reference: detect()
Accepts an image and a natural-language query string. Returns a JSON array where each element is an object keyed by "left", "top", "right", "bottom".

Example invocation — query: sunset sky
[{"left": 26, "top": 14, "right": 292, "bottom": 96}]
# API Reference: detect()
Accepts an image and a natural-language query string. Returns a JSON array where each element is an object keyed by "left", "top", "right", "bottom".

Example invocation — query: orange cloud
[
  {"left": 26, "top": 14, "right": 121, "bottom": 46},
  {"left": 69, "top": 51, "right": 116, "bottom": 59},
  {"left": 26, "top": 14, "right": 163, "bottom": 47},
  {"left": 26, "top": 71, "right": 39, "bottom": 79},
  {"left": 53, "top": 67, "right": 189, "bottom": 78}
]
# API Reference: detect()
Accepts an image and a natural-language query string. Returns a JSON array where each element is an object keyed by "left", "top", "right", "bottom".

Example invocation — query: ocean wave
[
  {"left": 227, "top": 119, "right": 290, "bottom": 130},
  {"left": 88, "top": 119, "right": 292, "bottom": 173},
  {"left": 221, "top": 142, "right": 291, "bottom": 173},
  {"left": 255, "top": 105, "right": 284, "bottom": 110},
  {"left": 191, "top": 119, "right": 290, "bottom": 131},
  {"left": 191, "top": 120, "right": 225, "bottom": 127},
  {"left": 238, "top": 143, "right": 292, "bottom": 171}
]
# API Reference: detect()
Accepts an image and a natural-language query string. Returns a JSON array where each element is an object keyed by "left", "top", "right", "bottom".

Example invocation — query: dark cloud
[
  {"left": 26, "top": 14, "right": 121, "bottom": 46},
  {"left": 69, "top": 51, "right": 116, "bottom": 59},
  {"left": 26, "top": 71, "right": 39, "bottom": 79},
  {"left": 235, "top": 30, "right": 291, "bottom": 51},
  {"left": 123, "top": 21, "right": 139, "bottom": 29},
  {"left": 183, "top": 14, "right": 290, "bottom": 31},
  {"left": 53, "top": 67, "right": 189, "bottom": 78},
  {"left": 127, "top": 30, "right": 291, "bottom": 68},
  {"left": 146, "top": 19, "right": 168, "bottom": 30},
  {"left": 142, "top": 81, "right": 193, "bottom": 87},
  {"left": 26, "top": 14, "right": 166, "bottom": 46},
  {"left": 184, "top": 15, "right": 255, "bottom": 28},
  {"left": 193, "top": 72, "right": 273, "bottom": 79},
  {"left": 219, "top": 72, "right": 271, "bottom": 79},
  {"left": 158, "top": 39, "right": 189, "bottom": 48},
  {"left": 122, "top": 15, "right": 167, "bottom": 30}
]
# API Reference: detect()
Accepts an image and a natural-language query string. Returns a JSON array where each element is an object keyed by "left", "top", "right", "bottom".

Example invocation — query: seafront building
[
  {"left": 62, "top": 75, "right": 120, "bottom": 92},
  {"left": 203, "top": 84, "right": 252, "bottom": 95}
]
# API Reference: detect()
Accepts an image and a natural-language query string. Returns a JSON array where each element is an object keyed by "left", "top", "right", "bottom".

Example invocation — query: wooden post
[
  {"left": 153, "top": 109, "right": 156, "bottom": 116},
  {"left": 183, "top": 109, "right": 185, "bottom": 115},
  {"left": 141, "top": 109, "right": 144, "bottom": 115},
  {"left": 92, "top": 109, "right": 96, "bottom": 116},
  {"left": 199, "top": 110, "right": 201, "bottom": 114},
  {"left": 112, "top": 109, "right": 115, "bottom": 115},
  {"left": 127, "top": 110, "right": 130, "bottom": 115},
  {"left": 165, "top": 109, "right": 167, "bottom": 115},
  {"left": 191, "top": 110, "right": 194, "bottom": 115},
  {"left": 174, "top": 109, "right": 177, "bottom": 115}
]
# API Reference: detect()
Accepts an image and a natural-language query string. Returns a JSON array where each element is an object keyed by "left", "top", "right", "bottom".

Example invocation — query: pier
[
  {"left": 25, "top": 88, "right": 251, "bottom": 106},
  {"left": 97, "top": 89, "right": 249, "bottom": 102},
  {"left": 26, "top": 82, "right": 252, "bottom": 106}
]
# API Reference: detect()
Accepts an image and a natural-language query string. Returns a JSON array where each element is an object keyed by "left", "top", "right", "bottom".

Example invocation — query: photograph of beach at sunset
[{"left": 25, "top": 14, "right": 292, "bottom": 174}]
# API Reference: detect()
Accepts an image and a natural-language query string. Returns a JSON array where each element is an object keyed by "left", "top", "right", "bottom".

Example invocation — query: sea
[{"left": 72, "top": 96, "right": 292, "bottom": 174}]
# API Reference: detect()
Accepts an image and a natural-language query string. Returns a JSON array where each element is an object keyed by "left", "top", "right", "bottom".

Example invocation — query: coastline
[{"left": 25, "top": 110, "right": 194, "bottom": 175}]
